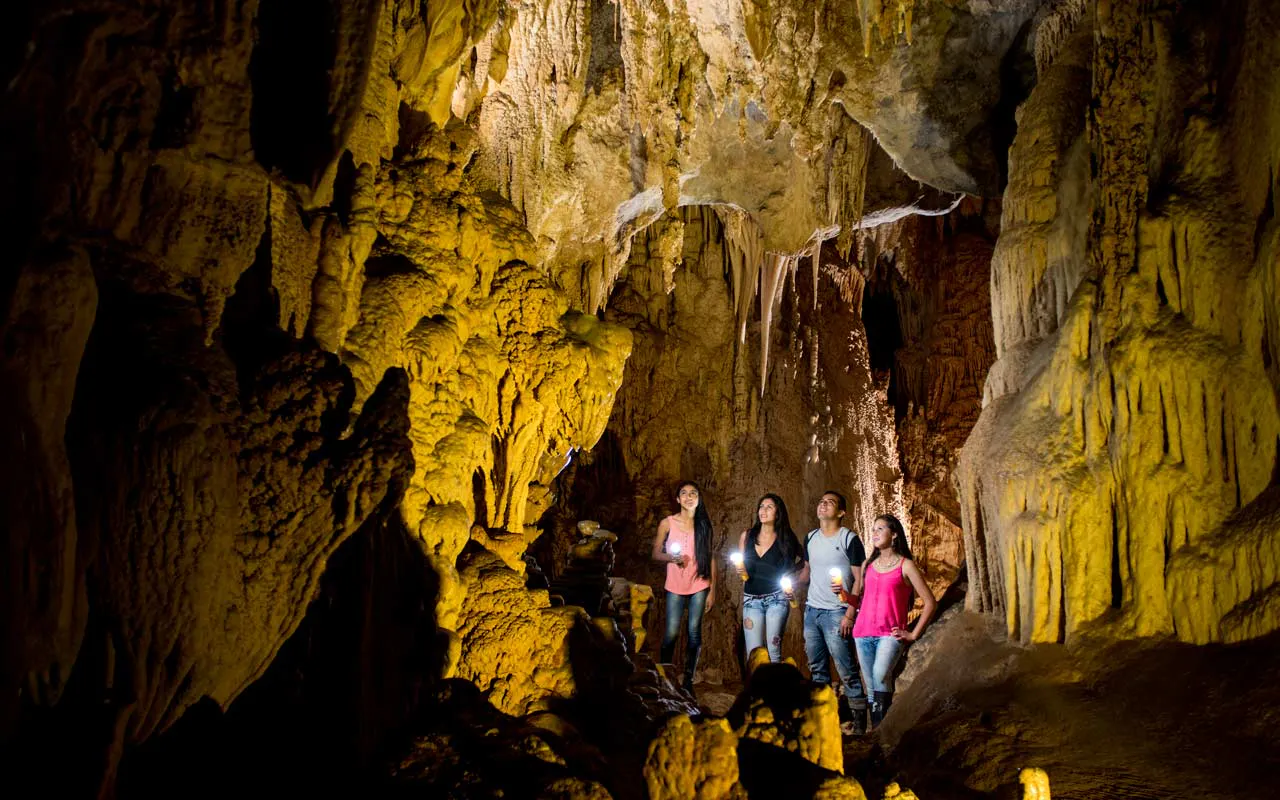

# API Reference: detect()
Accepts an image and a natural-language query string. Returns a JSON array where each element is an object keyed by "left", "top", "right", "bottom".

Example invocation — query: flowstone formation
[
  {"left": 2, "top": 0, "right": 630, "bottom": 789},
  {"left": 957, "top": 0, "right": 1280, "bottom": 645}
]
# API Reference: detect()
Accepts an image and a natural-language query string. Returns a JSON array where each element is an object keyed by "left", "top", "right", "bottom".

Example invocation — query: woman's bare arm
[
  {"left": 896, "top": 559, "right": 938, "bottom": 642},
  {"left": 651, "top": 517, "right": 676, "bottom": 564},
  {"left": 707, "top": 557, "right": 718, "bottom": 610}
]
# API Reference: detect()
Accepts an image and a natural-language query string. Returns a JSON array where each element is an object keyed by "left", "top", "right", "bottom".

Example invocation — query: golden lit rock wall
[
  {"left": 1, "top": 0, "right": 629, "bottom": 756},
  {"left": 958, "top": 1, "right": 1280, "bottom": 644}
]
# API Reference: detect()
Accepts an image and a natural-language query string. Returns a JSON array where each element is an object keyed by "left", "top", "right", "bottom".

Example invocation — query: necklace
[{"left": 875, "top": 555, "right": 903, "bottom": 573}]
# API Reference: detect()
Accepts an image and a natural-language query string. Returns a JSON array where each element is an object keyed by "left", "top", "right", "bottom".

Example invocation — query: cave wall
[
  {"left": 862, "top": 203, "right": 1001, "bottom": 598},
  {"left": 958, "top": 0, "right": 1280, "bottom": 645},
  {"left": 0, "top": 0, "right": 630, "bottom": 783}
]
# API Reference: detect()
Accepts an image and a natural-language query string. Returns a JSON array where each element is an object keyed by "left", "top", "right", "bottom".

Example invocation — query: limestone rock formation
[
  {"left": 728, "top": 661, "right": 845, "bottom": 773},
  {"left": 958, "top": 0, "right": 1280, "bottom": 645},
  {"left": 2, "top": 0, "right": 629, "bottom": 783},
  {"left": 8, "top": 0, "right": 1280, "bottom": 796},
  {"left": 643, "top": 659, "right": 882, "bottom": 800},
  {"left": 388, "top": 680, "right": 614, "bottom": 798},
  {"left": 474, "top": 0, "right": 1043, "bottom": 313},
  {"left": 644, "top": 715, "right": 746, "bottom": 800},
  {"left": 456, "top": 550, "right": 587, "bottom": 716}
]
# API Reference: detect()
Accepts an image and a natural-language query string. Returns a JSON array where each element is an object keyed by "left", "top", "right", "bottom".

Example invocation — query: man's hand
[
  {"left": 838, "top": 588, "right": 861, "bottom": 604},
  {"left": 706, "top": 591, "right": 715, "bottom": 611},
  {"left": 840, "top": 614, "right": 855, "bottom": 637}
]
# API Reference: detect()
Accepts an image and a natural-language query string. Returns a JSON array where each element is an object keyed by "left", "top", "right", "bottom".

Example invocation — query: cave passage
[{"left": 5, "top": 1, "right": 1280, "bottom": 799}]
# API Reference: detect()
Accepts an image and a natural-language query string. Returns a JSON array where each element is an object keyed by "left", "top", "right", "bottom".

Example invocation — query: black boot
[
  {"left": 842, "top": 704, "right": 867, "bottom": 736},
  {"left": 870, "top": 691, "right": 893, "bottom": 727}
]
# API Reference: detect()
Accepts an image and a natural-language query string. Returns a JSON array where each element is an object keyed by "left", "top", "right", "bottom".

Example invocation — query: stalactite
[
  {"left": 857, "top": 0, "right": 916, "bottom": 57},
  {"left": 758, "top": 251, "right": 798, "bottom": 396},
  {"left": 1033, "top": 0, "right": 1089, "bottom": 75},
  {"left": 825, "top": 106, "right": 873, "bottom": 270},
  {"left": 715, "top": 206, "right": 766, "bottom": 344}
]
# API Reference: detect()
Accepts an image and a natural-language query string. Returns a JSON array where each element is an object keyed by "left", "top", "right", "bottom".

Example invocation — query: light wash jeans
[
  {"left": 743, "top": 591, "right": 791, "bottom": 662},
  {"left": 662, "top": 589, "right": 708, "bottom": 685},
  {"left": 804, "top": 606, "right": 867, "bottom": 711},
  {"left": 854, "top": 635, "right": 904, "bottom": 695}
]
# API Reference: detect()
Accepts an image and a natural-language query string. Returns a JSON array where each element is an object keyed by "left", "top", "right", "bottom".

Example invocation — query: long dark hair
[
  {"left": 747, "top": 493, "right": 800, "bottom": 565},
  {"left": 867, "top": 513, "right": 914, "bottom": 564},
  {"left": 676, "top": 481, "right": 714, "bottom": 580}
]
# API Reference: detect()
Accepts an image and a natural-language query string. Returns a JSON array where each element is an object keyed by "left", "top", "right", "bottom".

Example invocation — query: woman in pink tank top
[
  {"left": 649, "top": 481, "right": 717, "bottom": 694},
  {"left": 852, "top": 513, "right": 937, "bottom": 728}
]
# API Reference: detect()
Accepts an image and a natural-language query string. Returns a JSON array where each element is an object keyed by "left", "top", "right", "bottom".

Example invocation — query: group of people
[{"left": 650, "top": 481, "right": 937, "bottom": 735}]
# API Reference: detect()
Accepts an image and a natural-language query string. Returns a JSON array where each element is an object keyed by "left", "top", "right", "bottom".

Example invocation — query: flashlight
[
  {"left": 829, "top": 566, "right": 843, "bottom": 593},
  {"left": 781, "top": 575, "right": 797, "bottom": 608}
]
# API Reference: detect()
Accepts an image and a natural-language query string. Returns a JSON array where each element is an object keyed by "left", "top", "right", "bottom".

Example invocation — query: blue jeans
[
  {"left": 804, "top": 607, "right": 867, "bottom": 711},
  {"left": 661, "top": 589, "right": 708, "bottom": 684},
  {"left": 743, "top": 591, "right": 791, "bottom": 662},
  {"left": 854, "top": 635, "right": 904, "bottom": 695}
]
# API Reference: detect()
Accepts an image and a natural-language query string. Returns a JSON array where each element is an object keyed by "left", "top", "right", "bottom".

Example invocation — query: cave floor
[
  {"left": 872, "top": 617, "right": 1280, "bottom": 800},
  {"left": 691, "top": 618, "right": 1280, "bottom": 799}
]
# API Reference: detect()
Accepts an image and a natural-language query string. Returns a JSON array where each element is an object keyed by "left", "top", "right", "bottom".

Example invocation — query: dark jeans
[
  {"left": 661, "top": 589, "right": 708, "bottom": 684},
  {"left": 804, "top": 606, "right": 867, "bottom": 712}
]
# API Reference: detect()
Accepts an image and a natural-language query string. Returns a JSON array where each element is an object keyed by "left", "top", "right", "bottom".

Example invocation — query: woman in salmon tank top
[
  {"left": 851, "top": 513, "right": 937, "bottom": 729},
  {"left": 649, "top": 480, "right": 717, "bottom": 695}
]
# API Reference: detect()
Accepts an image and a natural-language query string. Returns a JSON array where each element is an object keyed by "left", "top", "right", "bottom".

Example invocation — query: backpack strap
[{"left": 843, "top": 528, "right": 866, "bottom": 566}]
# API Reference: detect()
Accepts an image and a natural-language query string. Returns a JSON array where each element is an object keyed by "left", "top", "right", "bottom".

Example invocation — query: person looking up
[
  {"left": 798, "top": 490, "right": 869, "bottom": 735},
  {"left": 737, "top": 494, "right": 803, "bottom": 663},
  {"left": 650, "top": 480, "right": 717, "bottom": 694}
]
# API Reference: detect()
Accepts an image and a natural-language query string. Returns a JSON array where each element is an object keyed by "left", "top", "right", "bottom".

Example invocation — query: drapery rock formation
[{"left": 958, "top": 0, "right": 1280, "bottom": 645}]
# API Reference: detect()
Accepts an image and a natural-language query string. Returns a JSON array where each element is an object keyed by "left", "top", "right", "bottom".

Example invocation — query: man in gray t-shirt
[{"left": 800, "top": 490, "right": 868, "bottom": 735}]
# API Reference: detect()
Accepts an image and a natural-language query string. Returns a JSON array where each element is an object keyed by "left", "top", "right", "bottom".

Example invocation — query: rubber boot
[
  {"left": 870, "top": 690, "right": 893, "bottom": 727},
  {"left": 843, "top": 703, "right": 868, "bottom": 736}
]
